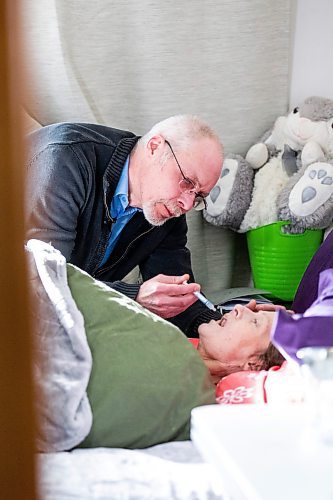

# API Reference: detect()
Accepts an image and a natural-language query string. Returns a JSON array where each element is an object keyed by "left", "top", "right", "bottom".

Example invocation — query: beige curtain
[{"left": 22, "top": 0, "right": 292, "bottom": 299}]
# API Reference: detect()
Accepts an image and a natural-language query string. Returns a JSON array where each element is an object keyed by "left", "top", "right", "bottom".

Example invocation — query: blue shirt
[{"left": 99, "top": 157, "right": 141, "bottom": 267}]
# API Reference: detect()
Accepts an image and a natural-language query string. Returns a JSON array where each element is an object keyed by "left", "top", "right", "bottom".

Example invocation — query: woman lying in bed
[
  {"left": 192, "top": 305, "right": 283, "bottom": 384},
  {"left": 198, "top": 267, "right": 333, "bottom": 403},
  {"left": 28, "top": 239, "right": 333, "bottom": 450}
]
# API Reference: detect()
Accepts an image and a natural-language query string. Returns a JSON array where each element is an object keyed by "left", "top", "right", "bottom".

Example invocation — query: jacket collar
[{"left": 103, "top": 135, "right": 140, "bottom": 208}]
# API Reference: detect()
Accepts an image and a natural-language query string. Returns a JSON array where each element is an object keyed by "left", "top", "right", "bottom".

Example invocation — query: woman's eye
[{"left": 248, "top": 361, "right": 260, "bottom": 371}]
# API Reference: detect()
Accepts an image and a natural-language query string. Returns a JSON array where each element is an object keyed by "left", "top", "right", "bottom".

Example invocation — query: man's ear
[{"left": 147, "top": 135, "right": 163, "bottom": 155}]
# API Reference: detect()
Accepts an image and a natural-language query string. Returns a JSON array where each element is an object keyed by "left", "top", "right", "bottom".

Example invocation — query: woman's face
[{"left": 198, "top": 304, "right": 274, "bottom": 378}]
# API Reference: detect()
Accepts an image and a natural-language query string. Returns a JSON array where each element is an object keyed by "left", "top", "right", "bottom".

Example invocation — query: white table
[{"left": 191, "top": 405, "right": 333, "bottom": 500}]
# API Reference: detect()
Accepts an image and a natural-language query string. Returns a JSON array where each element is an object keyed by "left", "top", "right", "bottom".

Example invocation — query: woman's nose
[{"left": 233, "top": 304, "right": 245, "bottom": 317}]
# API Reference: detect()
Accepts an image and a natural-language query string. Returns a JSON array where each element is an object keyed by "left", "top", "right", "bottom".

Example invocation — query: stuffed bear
[
  {"left": 203, "top": 154, "right": 254, "bottom": 231},
  {"left": 241, "top": 96, "right": 333, "bottom": 232},
  {"left": 277, "top": 159, "right": 333, "bottom": 233},
  {"left": 203, "top": 96, "right": 333, "bottom": 233},
  {"left": 245, "top": 96, "right": 333, "bottom": 171}
]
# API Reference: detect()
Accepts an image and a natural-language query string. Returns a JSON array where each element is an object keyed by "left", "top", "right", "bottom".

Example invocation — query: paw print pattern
[
  {"left": 210, "top": 185, "right": 220, "bottom": 203},
  {"left": 205, "top": 159, "right": 238, "bottom": 217},
  {"left": 209, "top": 168, "right": 230, "bottom": 203},
  {"left": 303, "top": 168, "right": 333, "bottom": 202},
  {"left": 289, "top": 162, "right": 333, "bottom": 217}
]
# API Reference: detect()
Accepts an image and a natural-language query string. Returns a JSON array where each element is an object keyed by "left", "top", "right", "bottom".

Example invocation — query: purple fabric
[
  {"left": 292, "top": 229, "right": 333, "bottom": 313},
  {"left": 272, "top": 269, "right": 333, "bottom": 363}
]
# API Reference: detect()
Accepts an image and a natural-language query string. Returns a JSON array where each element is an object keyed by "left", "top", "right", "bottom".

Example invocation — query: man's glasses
[{"left": 165, "top": 140, "right": 207, "bottom": 211}]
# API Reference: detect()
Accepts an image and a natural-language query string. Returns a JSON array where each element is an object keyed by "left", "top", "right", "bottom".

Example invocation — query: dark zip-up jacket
[{"left": 25, "top": 122, "right": 221, "bottom": 335}]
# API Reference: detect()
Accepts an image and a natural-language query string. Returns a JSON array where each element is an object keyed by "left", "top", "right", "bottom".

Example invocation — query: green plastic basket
[{"left": 246, "top": 221, "right": 323, "bottom": 302}]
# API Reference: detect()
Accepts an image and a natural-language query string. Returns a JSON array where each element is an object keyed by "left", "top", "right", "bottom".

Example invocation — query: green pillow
[{"left": 66, "top": 264, "right": 215, "bottom": 449}]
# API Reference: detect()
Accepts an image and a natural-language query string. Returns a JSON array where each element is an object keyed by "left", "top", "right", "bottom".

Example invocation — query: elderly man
[{"left": 26, "top": 115, "right": 223, "bottom": 335}]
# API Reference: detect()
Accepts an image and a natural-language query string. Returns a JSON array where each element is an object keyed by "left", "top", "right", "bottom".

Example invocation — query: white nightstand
[{"left": 191, "top": 405, "right": 333, "bottom": 500}]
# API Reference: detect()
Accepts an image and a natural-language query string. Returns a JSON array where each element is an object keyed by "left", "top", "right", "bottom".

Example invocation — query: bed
[
  {"left": 38, "top": 442, "right": 224, "bottom": 499},
  {"left": 28, "top": 239, "right": 225, "bottom": 499}
]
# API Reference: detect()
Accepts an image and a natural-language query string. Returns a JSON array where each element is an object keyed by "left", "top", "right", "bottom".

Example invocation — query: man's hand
[
  {"left": 245, "top": 299, "right": 294, "bottom": 314},
  {"left": 136, "top": 273, "right": 200, "bottom": 318}
]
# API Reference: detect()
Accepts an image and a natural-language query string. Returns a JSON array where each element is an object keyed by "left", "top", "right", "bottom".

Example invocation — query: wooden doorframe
[{"left": 0, "top": 1, "right": 37, "bottom": 498}]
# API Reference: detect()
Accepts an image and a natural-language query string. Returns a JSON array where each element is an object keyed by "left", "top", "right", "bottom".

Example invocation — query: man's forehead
[{"left": 174, "top": 139, "right": 220, "bottom": 196}]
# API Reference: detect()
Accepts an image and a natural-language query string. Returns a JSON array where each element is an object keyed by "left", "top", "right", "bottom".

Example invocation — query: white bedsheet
[{"left": 38, "top": 441, "right": 225, "bottom": 500}]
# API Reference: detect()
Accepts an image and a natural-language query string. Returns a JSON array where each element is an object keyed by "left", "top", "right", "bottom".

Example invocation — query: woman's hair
[{"left": 257, "top": 342, "right": 285, "bottom": 371}]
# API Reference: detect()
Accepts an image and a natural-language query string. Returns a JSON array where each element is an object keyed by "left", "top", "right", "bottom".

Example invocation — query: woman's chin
[{"left": 198, "top": 319, "right": 215, "bottom": 334}]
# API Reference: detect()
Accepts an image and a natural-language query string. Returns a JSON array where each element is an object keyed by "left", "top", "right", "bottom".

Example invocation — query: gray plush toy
[
  {"left": 241, "top": 96, "right": 333, "bottom": 232},
  {"left": 276, "top": 96, "right": 333, "bottom": 232},
  {"left": 203, "top": 154, "right": 254, "bottom": 231},
  {"left": 277, "top": 159, "right": 333, "bottom": 233},
  {"left": 204, "top": 96, "right": 333, "bottom": 233},
  {"left": 245, "top": 96, "right": 333, "bottom": 171}
]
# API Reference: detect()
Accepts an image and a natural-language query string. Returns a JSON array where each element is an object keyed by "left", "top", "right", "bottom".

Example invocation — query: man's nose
[{"left": 177, "top": 192, "right": 195, "bottom": 212}]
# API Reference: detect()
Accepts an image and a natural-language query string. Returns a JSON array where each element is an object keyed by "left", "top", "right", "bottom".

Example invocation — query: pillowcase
[
  {"left": 66, "top": 264, "right": 215, "bottom": 449},
  {"left": 26, "top": 241, "right": 93, "bottom": 452}
]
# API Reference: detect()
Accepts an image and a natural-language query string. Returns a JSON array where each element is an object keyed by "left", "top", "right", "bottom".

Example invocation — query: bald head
[
  {"left": 141, "top": 114, "right": 223, "bottom": 155},
  {"left": 129, "top": 115, "right": 223, "bottom": 225}
]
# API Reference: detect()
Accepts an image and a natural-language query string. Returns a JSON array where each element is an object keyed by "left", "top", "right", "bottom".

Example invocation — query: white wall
[{"left": 289, "top": 0, "right": 333, "bottom": 107}]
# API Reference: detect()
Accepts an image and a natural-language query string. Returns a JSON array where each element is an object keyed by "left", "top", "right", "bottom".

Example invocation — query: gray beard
[{"left": 142, "top": 201, "right": 183, "bottom": 226}]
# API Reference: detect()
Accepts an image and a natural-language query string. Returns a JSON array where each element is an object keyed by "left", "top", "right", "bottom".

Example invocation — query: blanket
[{"left": 26, "top": 239, "right": 93, "bottom": 452}]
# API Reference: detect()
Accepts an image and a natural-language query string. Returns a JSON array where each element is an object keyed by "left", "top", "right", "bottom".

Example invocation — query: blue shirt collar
[{"left": 111, "top": 156, "right": 141, "bottom": 218}]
